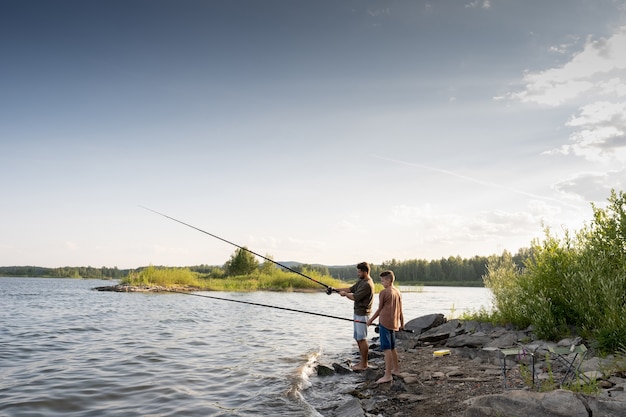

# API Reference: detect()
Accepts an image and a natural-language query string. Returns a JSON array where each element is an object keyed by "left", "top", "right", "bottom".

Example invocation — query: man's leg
[
  {"left": 352, "top": 315, "right": 369, "bottom": 371},
  {"left": 353, "top": 339, "right": 369, "bottom": 370}
]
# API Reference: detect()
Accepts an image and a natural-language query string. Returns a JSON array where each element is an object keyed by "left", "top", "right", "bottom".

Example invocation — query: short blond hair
[{"left": 379, "top": 270, "right": 395, "bottom": 282}]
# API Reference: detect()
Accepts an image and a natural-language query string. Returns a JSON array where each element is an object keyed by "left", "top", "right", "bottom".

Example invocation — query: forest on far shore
[{"left": 0, "top": 248, "right": 531, "bottom": 286}]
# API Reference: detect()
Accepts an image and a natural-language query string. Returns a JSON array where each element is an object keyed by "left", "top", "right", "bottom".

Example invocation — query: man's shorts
[
  {"left": 378, "top": 324, "right": 396, "bottom": 351},
  {"left": 353, "top": 314, "right": 369, "bottom": 340}
]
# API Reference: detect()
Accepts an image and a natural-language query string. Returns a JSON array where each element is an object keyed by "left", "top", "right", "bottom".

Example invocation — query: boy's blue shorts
[{"left": 379, "top": 325, "right": 396, "bottom": 351}]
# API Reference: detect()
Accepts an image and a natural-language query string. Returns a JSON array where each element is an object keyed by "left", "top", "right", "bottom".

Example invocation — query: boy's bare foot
[
  {"left": 351, "top": 364, "right": 368, "bottom": 371},
  {"left": 376, "top": 375, "right": 393, "bottom": 384}
]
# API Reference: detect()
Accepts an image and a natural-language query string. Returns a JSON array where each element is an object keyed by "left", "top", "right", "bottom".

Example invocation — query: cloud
[
  {"left": 509, "top": 25, "right": 626, "bottom": 202},
  {"left": 387, "top": 201, "right": 557, "bottom": 245},
  {"left": 511, "top": 27, "right": 626, "bottom": 106},
  {"left": 554, "top": 169, "right": 626, "bottom": 202},
  {"left": 545, "top": 101, "right": 626, "bottom": 163},
  {"left": 465, "top": 1, "right": 491, "bottom": 9},
  {"left": 367, "top": 8, "right": 390, "bottom": 17}
]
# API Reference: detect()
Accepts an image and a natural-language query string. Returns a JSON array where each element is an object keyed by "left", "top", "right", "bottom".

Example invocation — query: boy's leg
[
  {"left": 376, "top": 349, "right": 393, "bottom": 383},
  {"left": 376, "top": 325, "right": 395, "bottom": 383},
  {"left": 391, "top": 348, "right": 400, "bottom": 374}
]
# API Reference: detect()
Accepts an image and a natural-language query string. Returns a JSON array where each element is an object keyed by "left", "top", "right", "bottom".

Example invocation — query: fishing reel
[{"left": 325, "top": 286, "right": 335, "bottom": 295}]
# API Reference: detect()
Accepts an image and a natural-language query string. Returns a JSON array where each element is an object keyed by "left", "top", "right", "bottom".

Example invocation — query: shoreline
[{"left": 313, "top": 314, "right": 626, "bottom": 417}]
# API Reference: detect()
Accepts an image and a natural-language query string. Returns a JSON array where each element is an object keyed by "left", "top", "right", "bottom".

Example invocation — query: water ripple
[{"left": 1, "top": 278, "right": 492, "bottom": 416}]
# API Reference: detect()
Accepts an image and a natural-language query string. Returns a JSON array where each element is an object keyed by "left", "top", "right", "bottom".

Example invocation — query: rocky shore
[
  {"left": 93, "top": 284, "right": 198, "bottom": 292},
  {"left": 315, "top": 314, "right": 626, "bottom": 417}
]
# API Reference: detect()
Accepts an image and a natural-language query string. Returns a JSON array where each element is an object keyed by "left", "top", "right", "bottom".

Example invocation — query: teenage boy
[{"left": 368, "top": 270, "right": 404, "bottom": 383}]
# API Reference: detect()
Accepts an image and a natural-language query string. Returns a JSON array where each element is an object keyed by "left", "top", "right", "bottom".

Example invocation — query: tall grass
[
  {"left": 121, "top": 265, "right": 202, "bottom": 288},
  {"left": 120, "top": 265, "right": 353, "bottom": 292}
]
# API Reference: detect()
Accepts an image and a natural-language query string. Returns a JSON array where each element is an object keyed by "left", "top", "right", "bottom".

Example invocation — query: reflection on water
[{"left": 0, "top": 278, "right": 491, "bottom": 416}]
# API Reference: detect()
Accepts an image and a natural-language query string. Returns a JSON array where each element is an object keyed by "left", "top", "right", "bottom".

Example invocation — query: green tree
[
  {"left": 224, "top": 247, "right": 259, "bottom": 276},
  {"left": 259, "top": 253, "right": 277, "bottom": 275}
]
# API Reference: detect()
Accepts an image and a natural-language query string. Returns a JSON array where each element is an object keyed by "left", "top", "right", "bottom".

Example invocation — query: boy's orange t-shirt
[{"left": 378, "top": 286, "right": 403, "bottom": 331}]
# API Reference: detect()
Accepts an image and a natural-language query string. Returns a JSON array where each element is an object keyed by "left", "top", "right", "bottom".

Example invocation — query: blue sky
[{"left": 2, "top": 1, "right": 625, "bottom": 269}]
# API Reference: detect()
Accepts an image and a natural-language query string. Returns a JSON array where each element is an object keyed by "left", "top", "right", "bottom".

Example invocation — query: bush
[{"left": 481, "top": 190, "right": 626, "bottom": 352}]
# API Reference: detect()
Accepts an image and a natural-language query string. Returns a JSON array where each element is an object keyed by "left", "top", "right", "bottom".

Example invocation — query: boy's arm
[
  {"left": 367, "top": 292, "right": 385, "bottom": 325},
  {"left": 367, "top": 308, "right": 381, "bottom": 325}
]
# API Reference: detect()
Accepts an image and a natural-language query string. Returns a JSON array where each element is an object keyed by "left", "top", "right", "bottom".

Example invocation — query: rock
[
  {"left": 598, "top": 379, "right": 614, "bottom": 388},
  {"left": 404, "top": 313, "right": 446, "bottom": 334},
  {"left": 464, "top": 389, "right": 589, "bottom": 417},
  {"left": 418, "top": 320, "right": 461, "bottom": 344},
  {"left": 484, "top": 332, "right": 519, "bottom": 348},
  {"left": 557, "top": 336, "right": 583, "bottom": 347},
  {"left": 317, "top": 363, "right": 335, "bottom": 376},
  {"left": 464, "top": 389, "right": 626, "bottom": 417},
  {"left": 402, "top": 375, "right": 420, "bottom": 384},
  {"left": 446, "top": 334, "right": 493, "bottom": 348},
  {"left": 458, "top": 320, "right": 481, "bottom": 334},
  {"left": 92, "top": 284, "right": 196, "bottom": 293},
  {"left": 333, "top": 363, "right": 353, "bottom": 375},
  {"left": 362, "top": 367, "right": 379, "bottom": 381},
  {"left": 397, "top": 393, "right": 428, "bottom": 403},
  {"left": 333, "top": 397, "right": 364, "bottom": 417},
  {"left": 581, "top": 370, "right": 604, "bottom": 382}
]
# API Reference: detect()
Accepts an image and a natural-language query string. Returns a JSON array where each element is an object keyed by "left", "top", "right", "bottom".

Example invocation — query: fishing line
[
  {"left": 166, "top": 288, "right": 367, "bottom": 324},
  {"left": 167, "top": 289, "right": 413, "bottom": 332},
  {"left": 140, "top": 206, "right": 338, "bottom": 294}
]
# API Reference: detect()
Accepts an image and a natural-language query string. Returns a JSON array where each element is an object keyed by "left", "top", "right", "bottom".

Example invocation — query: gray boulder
[
  {"left": 332, "top": 397, "right": 364, "bottom": 417},
  {"left": 404, "top": 313, "right": 446, "bottom": 334},
  {"left": 464, "top": 389, "right": 626, "bottom": 417}
]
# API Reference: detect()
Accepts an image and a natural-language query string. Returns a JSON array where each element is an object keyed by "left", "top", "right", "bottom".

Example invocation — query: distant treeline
[
  {"left": 0, "top": 266, "right": 128, "bottom": 279},
  {"left": 0, "top": 249, "right": 531, "bottom": 285},
  {"left": 296, "top": 250, "right": 531, "bottom": 285}
]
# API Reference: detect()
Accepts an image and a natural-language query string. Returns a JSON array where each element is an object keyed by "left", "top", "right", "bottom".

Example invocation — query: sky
[{"left": 1, "top": 1, "right": 626, "bottom": 269}]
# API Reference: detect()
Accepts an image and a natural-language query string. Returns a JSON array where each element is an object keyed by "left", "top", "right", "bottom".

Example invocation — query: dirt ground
[{"left": 354, "top": 346, "right": 527, "bottom": 417}]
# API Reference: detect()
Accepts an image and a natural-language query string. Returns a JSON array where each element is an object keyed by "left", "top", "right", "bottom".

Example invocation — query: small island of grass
[{"left": 116, "top": 264, "right": 363, "bottom": 293}]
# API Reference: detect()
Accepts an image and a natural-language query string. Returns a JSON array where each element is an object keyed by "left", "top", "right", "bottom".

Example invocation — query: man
[
  {"left": 337, "top": 261, "right": 375, "bottom": 371},
  {"left": 367, "top": 270, "right": 404, "bottom": 383}
]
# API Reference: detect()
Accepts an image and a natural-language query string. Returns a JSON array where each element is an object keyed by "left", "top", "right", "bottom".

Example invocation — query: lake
[{"left": 0, "top": 278, "right": 492, "bottom": 416}]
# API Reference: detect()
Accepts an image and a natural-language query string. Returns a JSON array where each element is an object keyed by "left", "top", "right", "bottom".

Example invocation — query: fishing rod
[
  {"left": 167, "top": 289, "right": 413, "bottom": 332},
  {"left": 140, "top": 206, "right": 338, "bottom": 294},
  {"left": 141, "top": 206, "right": 413, "bottom": 333}
]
